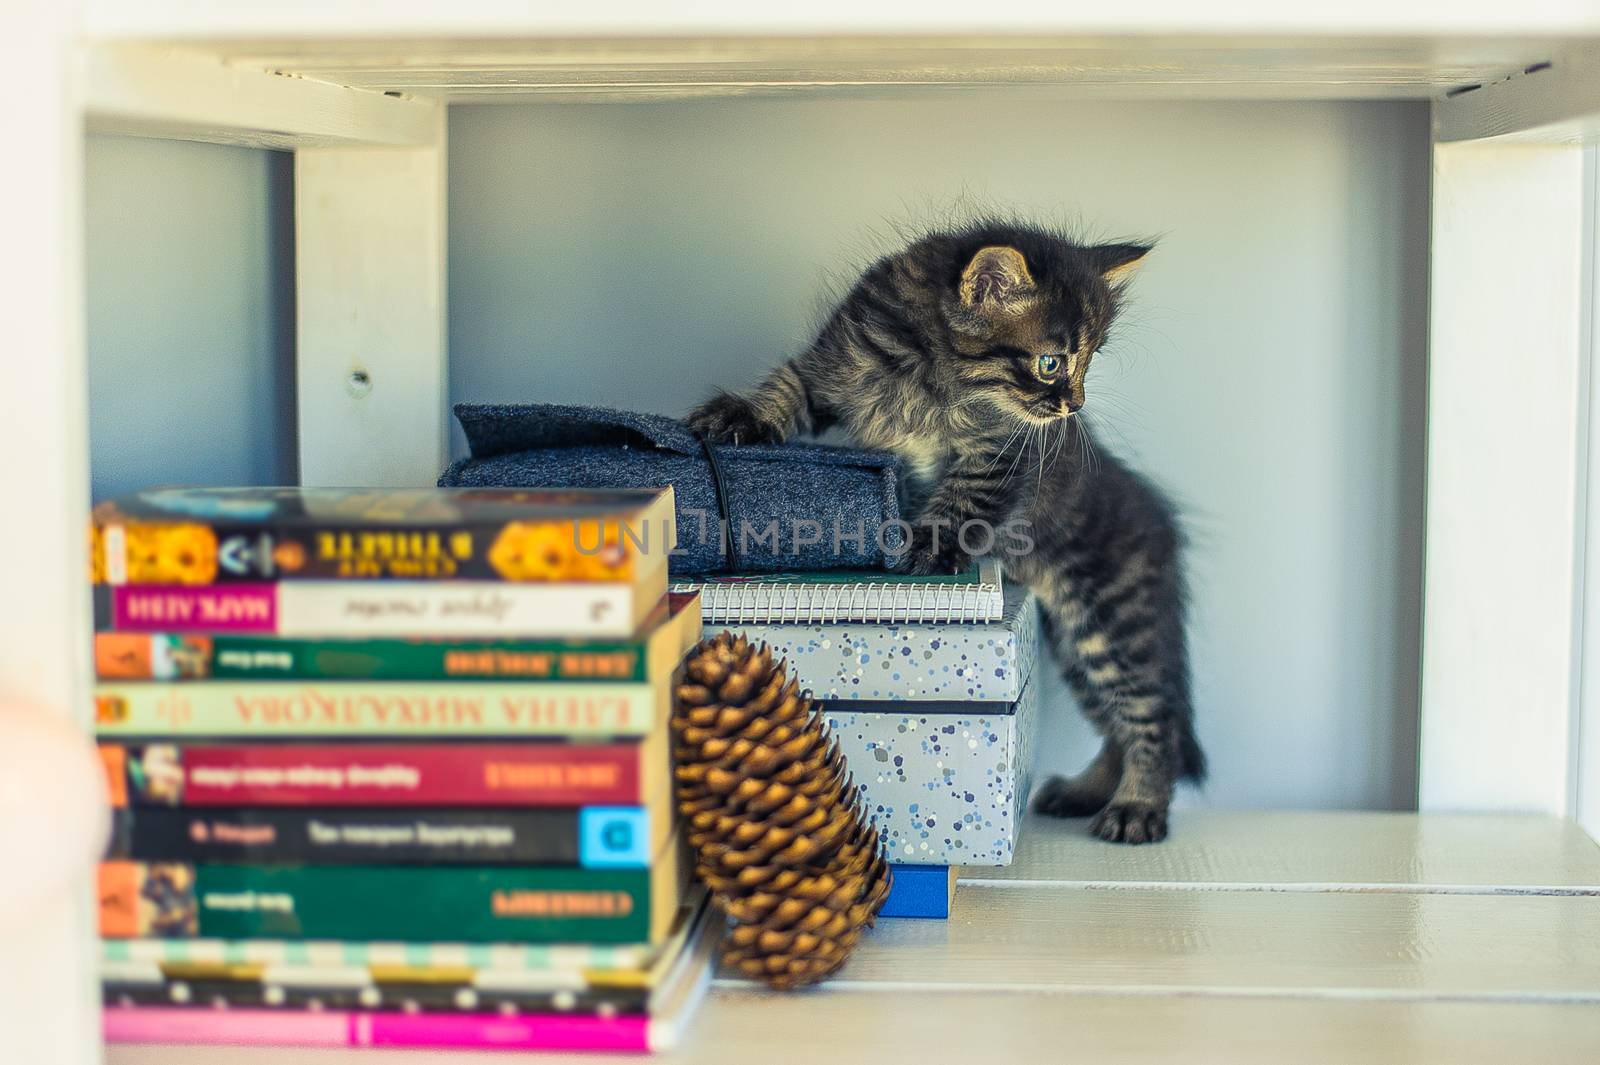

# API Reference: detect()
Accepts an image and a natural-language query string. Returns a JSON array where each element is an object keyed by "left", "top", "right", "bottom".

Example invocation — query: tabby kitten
[{"left": 686, "top": 220, "right": 1205, "bottom": 844}]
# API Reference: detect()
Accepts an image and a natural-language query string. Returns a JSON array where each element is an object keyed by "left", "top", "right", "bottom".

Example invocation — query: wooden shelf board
[
  {"left": 972, "top": 811, "right": 1600, "bottom": 893},
  {"left": 144, "top": 36, "right": 1573, "bottom": 102},
  {"left": 829, "top": 884, "right": 1600, "bottom": 1000},
  {"left": 78, "top": 1, "right": 1600, "bottom": 41}
]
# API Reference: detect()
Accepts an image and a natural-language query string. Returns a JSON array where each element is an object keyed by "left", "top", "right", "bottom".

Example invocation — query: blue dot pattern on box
[
  {"left": 823, "top": 667, "right": 1039, "bottom": 867},
  {"left": 731, "top": 586, "right": 1038, "bottom": 702}
]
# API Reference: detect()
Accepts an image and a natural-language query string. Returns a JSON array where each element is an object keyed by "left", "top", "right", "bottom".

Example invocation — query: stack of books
[
  {"left": 89, "top": 487, "right": 714, "bottom": 1052},
  {"left": 675, "top": 561, "right": 1041, "bottom": 919}
]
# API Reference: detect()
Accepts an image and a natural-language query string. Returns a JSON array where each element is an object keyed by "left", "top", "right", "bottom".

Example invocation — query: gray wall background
[
  {"left": 86, "top": 95, "right": 1429, "bottom": 810},
  {"left": 449, "top": 98, "right": 1429, "bottom": 811},
  {"left": 86, "top": 135, "right": 296, "bottom": 500}
]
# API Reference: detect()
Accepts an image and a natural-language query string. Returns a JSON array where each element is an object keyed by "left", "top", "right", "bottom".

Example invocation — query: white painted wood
[
  {"left": 96, "top": 813, "right": 1600, "bottom": 1060},
  {"left": 81, "top": 35, "right": 1570, "bottom": 104},
  {"left": 140, "top": 38, "right": 1555, "bottom": 103},
  {"left": 1582, "top": 147, "right": 1600, "bottom": 839},
  {"left": 834, "top": 886, "right": 1600, "bottom": 999},
  {"left": 294, "top": 109, "right": 449, "bottom": 487},
  {"left": 103, "top": 994, "right": 1600, "bottom": 1065},
  {"left": 1435, "top": 44, "right": 1600, "bottom": 143},
  {"left": 0, "top": 6, "right": 105, "bottom": 1065},
  {"left": 85, "top": 45, "right": 439, "bottom": 150},
  {"left": 975, "top": 812, "right": 1600, "bottom": 892},
  {"left": 1420, "top": 138, "right": 1590, "bottom": 816},
  {"left": 76, "top": 0, "right": 1600, "bottom": 39}
]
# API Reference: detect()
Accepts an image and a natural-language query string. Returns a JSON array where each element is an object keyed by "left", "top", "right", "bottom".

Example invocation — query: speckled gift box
[
  {"left": 824, "top": 671, "right": 1038, "bottom": 867},
  {"left": 730, "top": 587, "right": 1039, "bottom": 702}
]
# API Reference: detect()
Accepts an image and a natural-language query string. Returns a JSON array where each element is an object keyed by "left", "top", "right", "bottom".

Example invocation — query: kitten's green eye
[{"left": 1036, "top": 354, "right": 1062, "bottom": 379}]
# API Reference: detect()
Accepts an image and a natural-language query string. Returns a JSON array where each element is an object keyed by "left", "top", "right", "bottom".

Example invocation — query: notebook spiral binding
[{"left": 678, "top": 564, "right": 1004, "bottom": 625}]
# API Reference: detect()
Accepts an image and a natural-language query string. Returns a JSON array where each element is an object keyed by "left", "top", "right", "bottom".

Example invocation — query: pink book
[
  {"left": 112, "top": 585, "right": 278, "bottom": 634},
  {"left": 104, "top": 1007, "right": 653, "bottom": 1051}
]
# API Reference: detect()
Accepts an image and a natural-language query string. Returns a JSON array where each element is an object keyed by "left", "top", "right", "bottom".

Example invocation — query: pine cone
[{"left": 673, "top": 633, "right": 891, "bottom": 989}]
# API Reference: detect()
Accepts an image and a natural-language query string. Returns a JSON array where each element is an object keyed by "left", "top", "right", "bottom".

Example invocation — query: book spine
[
  {"left": 102, "top": 936, "right": 648, "bottom": 972},
  {"left": 100, "top": 742, "right": 645, "bottom": 807},
  {"left": 103, "top": 1007, "right": 649, "bottom": 1051},
  {"left": 360, "top": 1010, "right": 649, "bottom": 1051},
  {"left": 93, "top": 680, "right": 657, "bottom": 738},
  {"left": 106, "top": 807, "right": 657, "bottom": 868},
  {"left": 111, "top": 585, "right": 278, "bottom": 633},
  {"left": 94, "top": 515, "right": 665, "bottom": 584},
  {"left": 103, "top": 971, "right": 650, "bottom": 1015},
  {"left": 98, "top": 862, "right": 655, "bottom": 944},
  {"left": 106, "top": 581, "right": 646, "bottom": 638},
  {"left": 94, "top": 632, "right": 651, "bottom": 682}
]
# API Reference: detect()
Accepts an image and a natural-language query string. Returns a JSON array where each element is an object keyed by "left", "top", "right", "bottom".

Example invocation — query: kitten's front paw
[
  {"left": 1089, "top": 801, "right": 1168, "bottom": 845},
  {"left": 685, "top": 393, "right": 785, "bottom": 446},
  {"left": 898, "top": 523, "right": 972, "bottom": 576}
]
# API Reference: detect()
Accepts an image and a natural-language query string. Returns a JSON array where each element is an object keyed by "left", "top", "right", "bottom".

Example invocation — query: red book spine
[{"left": 102, "top": 743, "right": 641, "bottom": 807}]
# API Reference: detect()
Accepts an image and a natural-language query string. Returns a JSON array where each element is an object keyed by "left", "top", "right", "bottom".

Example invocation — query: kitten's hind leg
[
  {"left": 1070, "top": 589, "right": 1193, "bottom": 845},
  {"left": 1031, "top": 548, "right": 1198, "bottom": 844},
  {"left": 1033, "top": 738, "right": 1123, "bottom": 817}
]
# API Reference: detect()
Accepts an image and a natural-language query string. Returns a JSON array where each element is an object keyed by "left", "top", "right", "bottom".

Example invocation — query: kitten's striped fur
[{"left": 687, "top": 221, "right": 1205, "bottom": 843}]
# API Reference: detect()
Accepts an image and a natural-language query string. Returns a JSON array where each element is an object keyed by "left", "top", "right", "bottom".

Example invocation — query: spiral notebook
[{"left": 673, "top": 559, "right": 1004, "bottom": 624}]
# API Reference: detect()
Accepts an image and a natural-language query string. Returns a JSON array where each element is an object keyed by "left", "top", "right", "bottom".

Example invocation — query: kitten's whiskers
[{"left": 979, "top": 420, "right": 1029, "bottom": 475}]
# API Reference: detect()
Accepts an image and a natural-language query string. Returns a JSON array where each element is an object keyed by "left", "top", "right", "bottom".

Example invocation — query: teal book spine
[{"left": 99, "top": 861, "right": 671, "bottom": 944}]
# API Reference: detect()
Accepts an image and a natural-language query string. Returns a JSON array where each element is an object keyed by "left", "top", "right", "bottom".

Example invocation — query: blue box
[{"left": 879, "top": 865, "right": 957, "bottom": 919}]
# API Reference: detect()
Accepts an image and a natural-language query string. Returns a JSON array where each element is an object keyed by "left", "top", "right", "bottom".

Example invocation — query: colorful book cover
[
  {"left": 90, "top": 486, "right": 675, "bottom": 585},
  {"left": 102, "top": 890, "right": 714, "bottom": 1014},
  {"left": 825, "top": 671, "right": 1039, "bottom": 866},
  {"left": 95, "top": 679, "right": 665, "bottom": 739},
  {"left": 99, "top": 735, "right": 667, "bottom": 808},
  {"left": 104, "top": 1007, "right": 652, "bottom": 1050},
  {"left": 107, "top": 806, "right": 667, "bottom": 868},
  {"left": 104, "top": 974, "right": 651, "bottom": 1016},
  {"left": 729, "top": 587, "right": 1038, "bottom": 702},
  {"left": 93, "top": 599, "right": 693, "bottom": 739},
  {"left": 101, "top": 576, "right": 668, "bottom": 639},
  {"left": 98, "top": 841, "right": 685, "bottom": 945},
  {"left": 93, "top": 593, "right": 696, "bottom": 681},
  {"left": 101, "top": 936, "right": 652, "bottom": 974},
  {"left": 103, "top": 891, "right": 718, "bottom": 1051}
]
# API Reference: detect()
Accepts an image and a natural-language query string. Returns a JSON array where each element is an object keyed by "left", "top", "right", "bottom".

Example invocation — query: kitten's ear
[
  {"left": 960, "top": 246, "right": 1035, "bottom": 309},
  {"left": 1091, "top": 243, "right": 1153, "bottom": 285}
]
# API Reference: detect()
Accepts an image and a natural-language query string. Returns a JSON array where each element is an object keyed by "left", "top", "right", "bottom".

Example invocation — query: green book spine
[
  {"left": 96, "top": 633, "right": 651, "bottom": 682},
  {"left": 99, "top": 862, "right": 658, "bottom": 944}
]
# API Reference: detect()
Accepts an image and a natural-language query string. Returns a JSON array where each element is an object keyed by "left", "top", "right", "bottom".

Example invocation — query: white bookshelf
[{"left": 6, "top": 5, "right": 1600, "bottom": 1062}]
